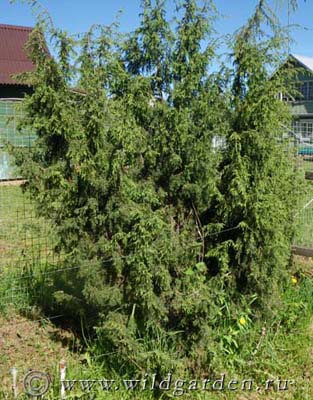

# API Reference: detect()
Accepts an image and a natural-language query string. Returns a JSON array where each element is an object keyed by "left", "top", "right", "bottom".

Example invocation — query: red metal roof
[{"left": 0, "top": 24, "right": 35, "bottom": 85}]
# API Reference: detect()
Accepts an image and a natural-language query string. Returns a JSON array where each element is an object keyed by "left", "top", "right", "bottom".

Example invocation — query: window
[
  {"left": 0, "top": 100, "right": 36, "bottom": 179},
  {"left": 295, "top": 81, "right": 313, "bottom": 101},
  {"left": 309, "top": 82, "right": 313, "bottom": 100},
  {"left": 280, "top": 92, "right": 291, "bottom": 102},
  {"left": 292, "top": 120, "right": 313, "bottom": 139},
  {"left": 0, "top": 100, "right": 36, "bottom": 147}
]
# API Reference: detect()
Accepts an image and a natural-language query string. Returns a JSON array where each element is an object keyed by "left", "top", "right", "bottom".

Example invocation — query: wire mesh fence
[
  {"left": 0, "top": 98, "right": 51, "bottom": 309},
  {"left": 293, "top": 144, "right": 313, "bottom": 249},
  {"left": 0, "top": 105, "right": 313, "bottom": 313},
  {"left": 0, "top": 180, "right": 61, "bottom": 310},
  {"left": 0, "top": 181, "right": 57, "bottom": 271}
]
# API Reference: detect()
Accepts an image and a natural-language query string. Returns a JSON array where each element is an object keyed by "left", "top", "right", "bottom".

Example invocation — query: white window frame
[
  {"left": 295, "top": 80, "right": 313, "bottom": 101},
  {"left": 292, "top": 119, "right": 313, "bottom": 140}
]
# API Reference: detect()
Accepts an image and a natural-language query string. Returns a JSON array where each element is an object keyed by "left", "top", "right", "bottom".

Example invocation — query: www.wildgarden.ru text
[{"left": 61, "top": 373, "right": 294, "bottom": 396}]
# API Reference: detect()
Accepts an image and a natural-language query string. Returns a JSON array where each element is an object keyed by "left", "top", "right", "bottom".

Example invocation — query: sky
[{"left": 0, "top": 0, "right": 313, "bottom": 58}]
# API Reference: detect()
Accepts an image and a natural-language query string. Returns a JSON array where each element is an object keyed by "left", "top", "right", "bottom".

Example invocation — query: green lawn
[{"left": 0, "top": 184, "right": 55, "bottom": 272}]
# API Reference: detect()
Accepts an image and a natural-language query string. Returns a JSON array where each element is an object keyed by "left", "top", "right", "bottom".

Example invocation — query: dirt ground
[
  {"left": 294, "top": 255, "right": 313, "bottom": 276},
  {"left": 0, "top": 312, "right": 80, "bottom": 396},
  {"left": 0, "top": 180, "right": 26, "bottom": 187}
]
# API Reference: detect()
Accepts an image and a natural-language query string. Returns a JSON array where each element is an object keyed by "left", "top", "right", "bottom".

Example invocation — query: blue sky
[{"left": 1, "top": 0, "right": 312, "bottom": 57}]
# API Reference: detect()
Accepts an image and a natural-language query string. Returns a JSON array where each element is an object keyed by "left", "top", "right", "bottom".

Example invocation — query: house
[
  {"left": 280, "top": 54, "right": 313, "bottom": 144},
  {"left": 0, "top": 23, "right": 36, "bottom": 179}
]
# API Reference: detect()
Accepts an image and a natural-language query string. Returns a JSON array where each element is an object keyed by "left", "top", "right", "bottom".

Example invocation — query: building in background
[
  {"left": 280, "top": 54, "right": 313, "bottom": 144},
  {"left": 0, "top": 24, "right": 36, "bottom": 179}
]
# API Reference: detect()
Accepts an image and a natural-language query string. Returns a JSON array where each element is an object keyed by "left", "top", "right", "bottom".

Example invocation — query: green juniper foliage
[
  {"left": 208, "top": 0, "right": 298, "bottom": 313},
  {"left": 14, "top": 0, "right": 299, "bottom": 376}
]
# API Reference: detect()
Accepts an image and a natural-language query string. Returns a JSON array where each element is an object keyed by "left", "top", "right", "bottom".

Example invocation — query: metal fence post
[
  {"left": 60, "top": 359, "right": 67, "bottom": 399},
  {"left": 10, "top": 366, "right": 18, "bottom": 399}
]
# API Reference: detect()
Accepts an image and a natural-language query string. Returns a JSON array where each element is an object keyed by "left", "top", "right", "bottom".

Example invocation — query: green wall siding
[
  {"left": 286, "top": 63, "right": 313, "bottom": 144},
  {"left": 290, "top": 101, "right": 313, "bottom": 116}
]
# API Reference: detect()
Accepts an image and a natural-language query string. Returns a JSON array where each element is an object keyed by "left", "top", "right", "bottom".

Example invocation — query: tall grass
[{"left": 2, "top": 265, "right": 312, "bottom": 399}]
